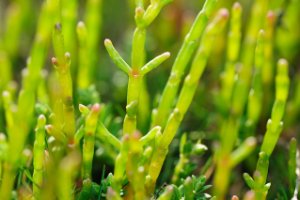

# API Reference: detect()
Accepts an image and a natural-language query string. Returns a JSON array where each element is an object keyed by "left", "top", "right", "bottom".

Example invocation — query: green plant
[
  {"left": 0, "top": 0, "right": 299, "bottom": 199},
  {"left": 243, "top": 59, "right": 290, "bottom": 199}
]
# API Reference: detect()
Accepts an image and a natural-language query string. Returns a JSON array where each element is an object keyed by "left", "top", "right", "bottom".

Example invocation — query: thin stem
[
  {"left": 141, "top": 52, "right": 170, "bottom": 75},
  {"left": 153, "top": 0, "right": 217, "bottom": 128},
  {"left": 0, "top": 0, "right": 56, "bottom": 198},
  {"left": 104, "top": 39, "right": 131, "bottom": 75},
  {"left": 148, "top": 9, "right": 229, "bottom": 191},
  {"left": 243, "top": 59, "right": 290, "bottom": 199},
  {"left": 261, "top": 59, "right": 289, "bottom": 155},
  {"left": 220, "top": 2, "right": 242, "bottom": 110},
  {"left": 82, "top": 104, "right": 101, "bottom": 179},
  {"left": 33, "top": 115, "right": 46, "bottom": 199},
  {"left": 52, "top": 23, "right": 76, "bottom": 143}
]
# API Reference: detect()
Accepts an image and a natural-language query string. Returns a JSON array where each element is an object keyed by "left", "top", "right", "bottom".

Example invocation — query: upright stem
[
  {"left": 220, "top": 2, "right": 242, "bottom": 111},
  {"left": 261, "top": 11, "right": 276, "bottom": 119},
  {"left": 245, "top": 30, "right": 265, "bottom": 136},
  {"left": 123, "top": 27, "right": 145, "bottom": 135},
  {"left": 52, "top": 23, "right": 76, "bottom": 144},
  {"left": 82, "top": 104, "right": 100, "bottom": 179},
  {"left": 243, "top": 59, "right": 290, "bottom": 199},
  {"left": 105, "top": 2, "right": 172, "bottom": 197},
  {"left": 78, "top": 0, "right": 102, "bottom": 88},
  {"left": 33, "top": 115, "right": 46, "bottom": 199},
  {"left": 152, "top": 0, "right": 217, "bottom": 128},
  {"left": 0, "top": 1, "right": 56, "bottom": 198},
  {"left": 214, "top": 1, "right": 270, "bottom": 198},
  {"left": 147, "top": 9, "right": 229, "bottom": 191},
  {"left": 61, "top": 0, "right": 78, "bottom": 76}
]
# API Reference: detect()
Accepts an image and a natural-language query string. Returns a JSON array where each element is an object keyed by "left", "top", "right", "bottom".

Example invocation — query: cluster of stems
[
  {"left": 104, "top": 0, "right": 172, "bottom": 197},
  {"left": 0, "top": 0, "right": 57, "bottom": 198},
  {"left": 51, "top": 23, "right": 76, "bottom": 145},
  {"left": 147, "top": 5, "right": 229, "bottom": 195},
  {"left": 213, "top": 1, "right": 275, "bottom": 198},
  {"left": 0, "top": 0, "right": 103, "bottom": 198},
  {"left": 104, "top": 1, "right": 230, "bottom": 197},
  {"left": 0, "top": 0, "right": 298, "bottom": 199},
  {"left": 171, "top": 133, "right": 207, "bottom": 185},
  {"left": 152, "top": 0, "right": 217, "bottom": 128},
  {"left": 77, "top": 0, "right": 102, "bottom": 89}
]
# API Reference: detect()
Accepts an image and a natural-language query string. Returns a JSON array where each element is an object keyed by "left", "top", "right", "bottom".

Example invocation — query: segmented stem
[
  {"left": 52, "top": 23, "right": 76, "bottom": 144},
  {"left": 148, "top": 9, "right": 229, "bottom": 190},
  {"left": 153, "top": 0, "right": 217, "bottom": 128},
  {"left": 33, "top": 115, "right": 46, "bottom": 199}
]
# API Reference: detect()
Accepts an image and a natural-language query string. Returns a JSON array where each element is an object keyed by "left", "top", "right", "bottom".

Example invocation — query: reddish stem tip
[
  {"left": 219, "top": 8, "right": 229, "bottom": 20},
  {"left": 91, "top": 103, "right": 101, "bottom": 113},
  {"left": 51, "top": 57, "right": 58, "bottom": 65},
  {"left": 232, "top": 195, "right": 239, "bottom": 200},
  {"left": 135, "top": 7, "right": 144, "bottom": 16},
  {"left": 267, "top": 11, "right": 276, "bottom": 24}
]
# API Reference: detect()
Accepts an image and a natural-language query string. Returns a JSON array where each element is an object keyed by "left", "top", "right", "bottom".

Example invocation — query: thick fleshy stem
[
  {"left": 243, "top": 152, "right": 271, "bottom": 200},
  {"left": 184, "top": 177, "right": 194, "bottom": 200},
  {"left": 228, "top": 137, "right": 257, "bottom": 168},
  {"left": 220, "top": 2, "right": 242, "bottom": 112},
  {"left": 261, "top": 11, "right": 276, "bottom": 119},
  {"left": 147, "top": 9, "right": 229, "bottom": 192},
  {"left": 77, "top": 105, "right": 120, "bottom": 161},
  {"left": 57, "top": 151, "right": 81, "bottom": 200},
  {"left": 76, "top": 21, "right": 89, "bottom": 88},
  {"left": 52, "top": 23, "right": 76, "bottom": 145},
  {"left": 243, "top": 59, "right": 290, "bottom": 199},
  {"left": 152, "top": 0, "right": 217, "bottom": 128},
  {"left": 61, "top": 0, "right": 78, "bottom": 76},
  {"left": 232, "top": 0, "right": 269, "bottom": 117},
  {"left": 81, "top": 104, "right": 101, "bottom": 180},
  {"left": 105, "top": 4, "right": 171, "bottom": 196},
  {"left": 95, "top": 122, "right": 121, "bottom": 151},
  {"left": 261, "top": 59, "right": 289, "bottom": 155},
  {"left": 105, "top": 41, "right": 170, "bottom": 193},
  {"left": 105, "top": 38, "right": 170, "bottom": 136},
  {"left": 33, "top": 115, "right": 46, "bottom": 199},
  {"left": 245, "top": 30, "right": 265, "bottom": 136},
  {"left": 2, "top": 1, "right": 31, "bottom": 58},
  {"left": 0, "top": 1, "right": 56, "bottom": 198},
  {"left": 110, "top": 135, "right": 130, "bottom": 197},
  {"left": 214, "top": 1, "right": 270, "bottom": 197},
  {"left": 125, "top": 132, "right": 146, "bottom": 199},
  {"left": 214, "top": 29, "right": 265, "bottom": 196},
  {"left": 77, "top": 0, "right": 102, "bottom": 88}
]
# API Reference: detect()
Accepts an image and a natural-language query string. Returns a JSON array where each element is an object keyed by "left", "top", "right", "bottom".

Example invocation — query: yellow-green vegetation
[{"left": 0, "top": 0, "right": 299, "bottom": 199}]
